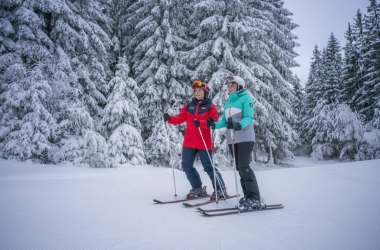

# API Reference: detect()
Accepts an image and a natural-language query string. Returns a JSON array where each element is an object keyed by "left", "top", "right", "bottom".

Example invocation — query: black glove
[
  {"left": 193, "top": 119, "right": 200, "bottom": 128},
  {"left": 207, "top": 117, "right": 215, "bottom": 129},
  {"left": 233, "top": 122, "right": 242, "bottom": 131},
  {"left": 163, "top": 113, "right": 170, "bottom": 122},
  {"left": 227, "top": 118, "right": 242, "bottom": 131},
  {"left": 227, "top": 118, "right": 234, "bottom": 129}
]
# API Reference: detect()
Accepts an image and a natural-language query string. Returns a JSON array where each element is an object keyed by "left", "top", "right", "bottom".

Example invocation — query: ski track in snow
[{"left": 0, "top": 158, "right": 380, "bottom": 250}]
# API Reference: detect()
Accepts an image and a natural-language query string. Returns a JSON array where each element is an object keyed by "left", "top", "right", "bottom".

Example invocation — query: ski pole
[
  {"left": 208, "top": 119, "right": 218, "bottom": 203},
  {"left": 229, "top": 123, "right": 240, "bottom": 211},
  {"left": 171, "top": 159, "right": 178, "bottom": 198},
  {"left": 166, "top": 123, "right": 177, "bottom": 198},
  {"left": 208, "top": 124, "right": 226, "bottom": 200},
  {"left": 197, "top": 126, "right": 226, "bottom": 203}
]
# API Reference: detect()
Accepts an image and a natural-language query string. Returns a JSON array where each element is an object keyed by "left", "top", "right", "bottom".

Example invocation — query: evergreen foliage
[
  {"left": 302, "top": 0, "right": 380, "bottom": 161},
  {"left": 1, "top": 0, "right": 378, "bottom": 167}
]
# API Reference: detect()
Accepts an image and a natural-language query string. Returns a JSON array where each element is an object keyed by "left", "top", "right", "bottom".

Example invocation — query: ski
[
  {"left": 197, "top": 206, "right": 239, "bottom": 213},
  {"left": 182, "top": 194, "right": 239, "bottom": 208},
  {"left": 200, "top": 204, "right": 284, "bottom": 217},
  {"left": 153, "top": 195, "right": 210, "bottom": 204},
  {"left": 197, "top": 203, "right": 283, "bottom": 213}
]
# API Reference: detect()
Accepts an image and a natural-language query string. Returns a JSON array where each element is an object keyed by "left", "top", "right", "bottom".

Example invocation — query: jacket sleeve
[
  {"left": 215, "top": 113, "right": 227, "bottom": 129},
  {"left": 239, "top": 95, "right": 254, "bottom": 128},
  {"left": 215, "top": 105, "right": 227, "bottom": 129},
  {"left": 168, "top": 104, "right": 187, "bottom": 125},
  {"left": 200, "top": 104, "right": 218, "bottom": 128}
]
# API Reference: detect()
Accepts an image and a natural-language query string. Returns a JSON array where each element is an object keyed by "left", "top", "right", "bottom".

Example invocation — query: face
[
  {"left": 227, "top": 82, "right": 237, "bottom": 94},
  {"left": 193, "top": 87, "right": 205, "bottom": 100}
]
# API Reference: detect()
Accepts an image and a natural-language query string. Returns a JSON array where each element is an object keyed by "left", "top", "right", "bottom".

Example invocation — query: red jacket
[{"left": 168, "top": 98, "right": 218, "bottom": 150}]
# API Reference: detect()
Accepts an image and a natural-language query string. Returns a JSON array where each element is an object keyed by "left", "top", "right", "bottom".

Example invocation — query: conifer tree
[
  {"left": 0, "top": 0, "right": 57, "bottom": 162},
  {"left": 102, "top": 57, "right": 145, "bottom": 165},
  {"left": 341, "top": 23, "right": 362, "bottom": 107},
  {"left": 309, "top": 102, "right": 363, "bottom": 160},
  {"left": 348, "top": 10, "right": 366, "bottom": 110},
  {"left": 291, "top": 75, "right": 303, "bottom": 147},
  {"left": 358, "top": 0, "right": 380, "bottom": 123},
  {"left": 127, "top": 0, "right": 191, "bottom": 166},
  {"left": 323, "top": 33, "right": 343, "bottom": 104},
  {"left": 49, "top": 0, "right": 113, "bottom": 166},
  {"left": 302, "top": 46, "right": 324, "bottom": 145},
  {"left": 186, "top": 0, "right": 299, "bottom": 164}
]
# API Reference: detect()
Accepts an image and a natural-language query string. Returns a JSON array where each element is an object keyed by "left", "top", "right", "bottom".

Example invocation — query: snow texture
[{"left": 0, "top": 158, "right": 379, "bottom": 250}]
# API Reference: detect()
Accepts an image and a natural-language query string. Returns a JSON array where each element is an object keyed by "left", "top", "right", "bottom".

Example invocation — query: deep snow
[{"left": 0, "top": 158, "right": 379, "bottom": 250}]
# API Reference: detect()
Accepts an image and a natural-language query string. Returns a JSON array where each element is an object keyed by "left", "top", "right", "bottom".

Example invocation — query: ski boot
[
  {"left": 186, "top": 186, "right": 207, "bottom": 199},
  {"left": 210, "top": 187, "right": 227, "bottom": 201},
  {"left": 239, "top": 197, "right": 263, "bottom": 210}
]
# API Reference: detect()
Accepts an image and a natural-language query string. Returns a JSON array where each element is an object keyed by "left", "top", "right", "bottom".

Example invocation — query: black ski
[
  {"left": 200, "top": 204, "right": 284, "bottom": 217},
  {"left": 154, "top": 186, "right": 211, "bottom": 204},
  {"left": 182, "top": 194, "right": 239, "bottom": 208},
  {"left": 197, "top": 206, "right": 238, "bottom": 213},
  {"left": 153, "top": 195, "right": 210, "bottom": 204},
  {"left": 197, "top": 203, "right": 283, "bottom": 213}
]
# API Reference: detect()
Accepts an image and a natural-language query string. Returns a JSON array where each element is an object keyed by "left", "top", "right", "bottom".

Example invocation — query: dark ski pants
[
  {"left": 228, "top": 142, "right": 260, "bottom": 201},
  {"left": 181, "top": 147, "right": 225, "bottom": 191}
]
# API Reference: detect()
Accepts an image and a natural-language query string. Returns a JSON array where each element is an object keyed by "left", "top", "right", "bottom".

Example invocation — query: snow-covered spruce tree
[
  {"left": 186, "top": 0, "right": 299, "bottom": 165},
  {"left": 302, "top": 1, "right": 380, "bottom": 161},
  {"left": 354, "top": 0, "right": 380, "bottom": 160},
  {"left": 342, "top": 10, "right": 365, "bottom": 110},
  {"left": 301, "top": 47, "right": 325, "bottom": 153},
  {"left": 245, "top": 0, "right": 299, "bottom": 163},
  {"left": 309, "top": 103, "right": 364, "bottom": 160},
  {"left": 127, "top": 0, "right": 189, "bottom": 167},
  {"left": 48, "top": 0, "right": 113, "bottom": 167},
  {"left": 291, "top": 75, "right": 303, "bottom": 149},
  {"left": 303, "top": 33, "right": 377, "bottom": 161},
  {"left": 339, "top": 23, "right": 358, "bottom": 104},
  {"left": 303, "top": 35, "right": 343, "bottom": 152},
  {"left": 357, "top": 0, "right": 380, "bottom": 124},
  {"left": 305, "top": 35, "right": 345, "bottom": 160},
  {"left": 0, "top": 0, "right": 58, "bottom": 162},
  {"left": 102, "top": 57, "right": 145, "bottom": 165},
  {"left": 357, "top": 128, "right": 380, "bottom": 160},
  {"left": 370, "top": 100, "right": 380, "bottom": 129},
  {"left": 127, "top": 0, "right": 191, "bottom": 167},
  {"left": 357, "top": 99, "right": 380, "bottom": 160},
  {"left": 164, "top": 1, "right": 194, "bottom": 168},
  {"left": 105, "top": 0, "right": 136, "bottom": 70},
  {"left": 67, "top": 0, "right": 112, "bottom": 128},
  {"left": 323, "top": 33, "right": 343, "bottom": 105}
]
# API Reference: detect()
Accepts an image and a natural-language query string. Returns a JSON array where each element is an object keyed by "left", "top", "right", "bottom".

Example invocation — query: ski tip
[
  {"left": 182, "top": 202, "right": 193, "bottom": 207},
  {"left": 200, "top": 212, "right": 212, "bottom": 217},
  {"left": 153, "top": 199, "right": 162, "bottom": 204},
  {"left": 261, "top": 205, "right": 285, "bottom": 210},
  {"left": 262, "top": 203, "right": 283, "bottom": 207}
]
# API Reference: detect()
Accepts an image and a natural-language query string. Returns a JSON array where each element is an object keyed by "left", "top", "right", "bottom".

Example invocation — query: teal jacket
[{"left": 215, "top": 90, "right": 255, "bottom": 144}]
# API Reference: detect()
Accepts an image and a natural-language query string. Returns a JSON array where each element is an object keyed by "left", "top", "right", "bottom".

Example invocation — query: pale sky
[{"left": 283, "top": 0, "right": 369, "bottom": 85}]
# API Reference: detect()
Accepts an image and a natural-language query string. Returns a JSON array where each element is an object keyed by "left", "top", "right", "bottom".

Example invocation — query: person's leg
[
  {"left": 198, "top": 150, "right": 225, "bottom": 191},
  {"left": 236, "top": 142, "right": 260, "bottom": 201},
  {"left": 228, "top": 143, "right": 239, "bottom": 170},
  {"left": 181, "top": 148, "right": 202, "bottom": 189},
  {"left": 229, "top": 143, "right": 245, "bottom": 195}
]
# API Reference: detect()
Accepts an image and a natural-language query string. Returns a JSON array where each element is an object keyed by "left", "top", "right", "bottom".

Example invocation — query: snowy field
[{"left": 0, "top": 158, "right": 380, "bottom": 250}]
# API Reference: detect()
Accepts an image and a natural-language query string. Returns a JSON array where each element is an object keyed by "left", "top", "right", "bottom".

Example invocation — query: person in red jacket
[{"left": 163, "top": 81, "right": 226, "bottom": 199}]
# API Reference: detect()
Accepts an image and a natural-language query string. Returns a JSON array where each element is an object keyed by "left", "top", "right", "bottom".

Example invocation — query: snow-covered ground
[{"left": 0, "top": 158, "right": 379, "bottom": 250}]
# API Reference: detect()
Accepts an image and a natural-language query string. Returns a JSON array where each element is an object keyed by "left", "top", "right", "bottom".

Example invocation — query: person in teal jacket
[{"left": 207, "top": 75, "right": 261, "bottom": 210}]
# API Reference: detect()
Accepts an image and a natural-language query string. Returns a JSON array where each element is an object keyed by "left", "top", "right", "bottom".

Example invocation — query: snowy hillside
[{"left": 0, "top": 159, "right": 380, "bottom": 250}]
